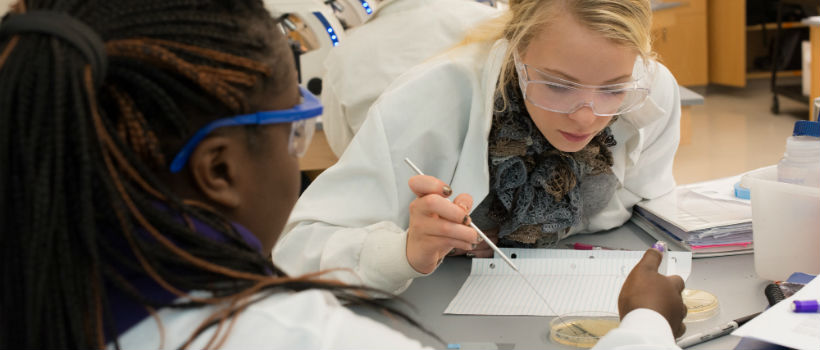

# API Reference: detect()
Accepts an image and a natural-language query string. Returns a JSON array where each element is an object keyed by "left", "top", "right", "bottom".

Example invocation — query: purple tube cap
[
  {"left": 652, "top": 241, "right": 667, "bottom": 253},
  {"left": 792, "top": 300, "right": 819, "bottom": 313}
]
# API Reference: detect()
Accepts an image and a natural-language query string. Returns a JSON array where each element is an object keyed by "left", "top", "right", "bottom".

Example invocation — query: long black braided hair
[{"left": 0, "top": 1, "right": 434, "bottom": 348}]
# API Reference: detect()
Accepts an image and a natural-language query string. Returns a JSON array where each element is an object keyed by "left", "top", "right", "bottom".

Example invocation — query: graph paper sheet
[{"left": 444, "top": 248, "right": 692, "bottom": 316}]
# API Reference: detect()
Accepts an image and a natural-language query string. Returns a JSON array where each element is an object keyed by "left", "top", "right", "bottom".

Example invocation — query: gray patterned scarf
[{"left": 486, "top": 79, "right": 618, "bottom": 248}]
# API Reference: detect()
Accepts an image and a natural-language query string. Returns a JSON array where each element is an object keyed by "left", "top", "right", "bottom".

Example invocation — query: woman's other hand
[{"left": 618, "top": 248, "right": 688, "bottom": 338}]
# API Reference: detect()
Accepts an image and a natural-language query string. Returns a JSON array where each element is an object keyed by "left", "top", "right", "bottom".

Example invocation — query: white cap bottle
[{"left": 777, "top": 121, "right": 820, "bottom": 188}]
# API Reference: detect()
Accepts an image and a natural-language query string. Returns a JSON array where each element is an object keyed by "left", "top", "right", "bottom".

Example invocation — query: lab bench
[{"left": 351, "top": 221, "right": 769, "bottom": 350}]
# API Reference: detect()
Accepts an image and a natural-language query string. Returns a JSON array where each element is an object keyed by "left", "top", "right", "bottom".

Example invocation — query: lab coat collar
[
  {"left": 449, "top": 39, "right": 507, "bottom": 205},
  {"left": 610, "top": 95, "right": 668, "bottom": 184},
  {"left": 621, "top": 93, "right": 667, "bottom": 130},
  {"left": 611, "top": 87, "right": 667, "bottom": 181}
]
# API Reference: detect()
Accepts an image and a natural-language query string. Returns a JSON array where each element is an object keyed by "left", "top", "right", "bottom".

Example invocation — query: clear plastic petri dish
[
  {"left": 682, "top": 288, "right": 720, "bottom": 322},
  {"left": 549, "top": 311, "right": 620, "bottom": 348}
]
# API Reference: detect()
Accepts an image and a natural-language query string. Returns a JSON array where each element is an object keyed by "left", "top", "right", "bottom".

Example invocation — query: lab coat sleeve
[
  {"left": 276, "top": 54, "right": 478, "bottom": 295},
  {"left": 274, "top": 107, "right": 427, "bottom": 295},
  {"left": 622, "top": 63, "right": 681, "bottom": 200},
  {"left": 592, "top": 308, "right": 682, "bottom": 350},
  {"left": 321, "top": 75, "right": 356, "bottom": 158}
]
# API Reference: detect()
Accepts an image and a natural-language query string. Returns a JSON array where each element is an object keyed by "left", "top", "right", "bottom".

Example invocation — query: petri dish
[
  {"left": 549, "top": 311, "right": 620, "bottom": 348},
  {"left": 682, "top": 288, "right": 720, "bottom": 322}
]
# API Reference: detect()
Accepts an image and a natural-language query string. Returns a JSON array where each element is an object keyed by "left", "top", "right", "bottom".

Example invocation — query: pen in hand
[
  {"left": 675, "top": 312, "right": 760, "bottom": 348},
  {"left": 403, "top": 158, "right": 519, "bottom": 272}
]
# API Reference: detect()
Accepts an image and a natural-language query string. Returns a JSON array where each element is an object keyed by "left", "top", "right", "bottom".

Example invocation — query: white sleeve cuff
[
  {"left": 620, "top": 309, "right": 676, "bottom": 340},
  {"left": 358, "top": 222, "right": 428, "bottom": 294},
  {"left": 592, "top": 309, "right": 680, "bottom": 350}
]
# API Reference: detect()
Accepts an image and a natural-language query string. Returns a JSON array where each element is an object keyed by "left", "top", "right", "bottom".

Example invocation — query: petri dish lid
[
  {"left": 682, "top": 288, "right": 720, "bottom": 322},
  {"left": 549, "top": 311, "right": 620, "bottom": 348}
]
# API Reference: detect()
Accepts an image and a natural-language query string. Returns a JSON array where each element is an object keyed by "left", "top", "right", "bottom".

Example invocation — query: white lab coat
[
  {"left": 276, "top": 39, "right": 681, "bottom": 294},
  {"left": 113, "top": 289, "right": 680, "bottom": 349},
  {"left": 113, "top": 289, "right": 428, "bottom": 349},
  {"left": 322, "top": 0, "right": 500, "bottom": 156}
]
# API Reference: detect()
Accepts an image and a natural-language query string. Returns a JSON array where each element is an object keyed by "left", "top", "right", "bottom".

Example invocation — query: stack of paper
[
  {"left": 631, "top": 175, "right": 754, "bottom": 257},
  {"left": 444, "top": 248, "right": 692, "bottom": 316}
]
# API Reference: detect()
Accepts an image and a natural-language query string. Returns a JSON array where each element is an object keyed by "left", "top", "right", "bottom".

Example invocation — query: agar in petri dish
[
  {"left": 549, "top": 312, "right": 620, "bottom": 348},
  {"left": 682, "top": 288, "right": 720, "bottom": 322}
]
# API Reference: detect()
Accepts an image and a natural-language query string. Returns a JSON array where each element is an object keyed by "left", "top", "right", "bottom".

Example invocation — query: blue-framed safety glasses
[{"left": 169, "top": 85, "right": 323, "bottom": 173}]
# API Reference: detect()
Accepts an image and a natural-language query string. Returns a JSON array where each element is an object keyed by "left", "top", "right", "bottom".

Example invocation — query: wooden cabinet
[
  {"left": 299, "top": 130, "right": 338, "bottom": 172},
  {"left": 707, "top": 0, "right": 747, "bottom": 86},
  {"left": 653, "top": 0, "right": 710, "bottom": 86}
]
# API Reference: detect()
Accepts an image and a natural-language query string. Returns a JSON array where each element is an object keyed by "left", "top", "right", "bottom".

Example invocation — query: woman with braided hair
[{"left": 0, "top": 0, "right": 437, "bottom": 348}]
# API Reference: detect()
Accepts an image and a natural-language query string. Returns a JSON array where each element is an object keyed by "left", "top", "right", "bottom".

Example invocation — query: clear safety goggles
[
  {"left": 513, "top": 51, "right": 652, "bottom": 117},
  {"left": 170, "top": 86, "right": 322, "bottom": 173}
]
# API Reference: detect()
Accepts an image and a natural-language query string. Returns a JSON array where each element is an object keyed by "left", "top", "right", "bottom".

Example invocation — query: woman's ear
[{"left": 188, "top": 135, "right": 245, "bottom": 209}]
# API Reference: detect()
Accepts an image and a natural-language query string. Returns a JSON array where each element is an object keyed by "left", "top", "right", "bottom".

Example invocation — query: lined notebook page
[{"left": 444, "top": 249, "right": 691, "bottom": 316}]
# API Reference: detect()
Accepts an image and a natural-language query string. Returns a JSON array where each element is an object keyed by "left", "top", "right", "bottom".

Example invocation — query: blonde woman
[{"left": 278, "top": 0, "right": 683, "bottom": 341}]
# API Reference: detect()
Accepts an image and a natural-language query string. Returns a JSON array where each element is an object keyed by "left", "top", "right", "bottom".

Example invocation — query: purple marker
[
  {"left": 792, "top": 300, "right": 820, "bottom": 313},
  {"left": 652, "top": 241, "right": 667, "bottom": 252},
  {"left": 652, "top": 241, "right": 670, "bottom": 275}
]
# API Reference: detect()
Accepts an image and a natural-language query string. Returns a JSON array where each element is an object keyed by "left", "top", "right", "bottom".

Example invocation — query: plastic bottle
[
  {"left": 777, "top": 120, "right": 820, "bottom": 188},
  {"left": 814, "top": 97, "right": 820, "bottom": 123}
]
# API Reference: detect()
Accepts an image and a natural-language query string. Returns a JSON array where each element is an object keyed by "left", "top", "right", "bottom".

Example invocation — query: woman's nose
[{"left": 567, "top": 104, "right": 597, "bottom": 127}]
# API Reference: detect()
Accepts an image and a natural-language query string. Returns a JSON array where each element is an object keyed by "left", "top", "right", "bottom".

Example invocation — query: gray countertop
[{"left": 680, "top": 85, "right": 705, "bottom": 106}]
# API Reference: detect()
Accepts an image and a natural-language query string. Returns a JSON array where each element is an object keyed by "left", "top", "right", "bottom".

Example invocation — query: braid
[{"left": 107, "top": 62, "right": 198, "bottom": 137}]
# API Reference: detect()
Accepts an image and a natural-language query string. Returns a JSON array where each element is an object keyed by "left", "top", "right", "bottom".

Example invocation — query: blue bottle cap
[
  {"left": 734, "top": 181, "right": 751, "bottom": 200},
  {"left": 792, "top": 121, "right": 820, "bottom": 137},
  {"left": 792, "top": 300, "right": 819, "bottom": 313}
]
